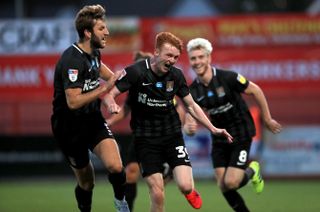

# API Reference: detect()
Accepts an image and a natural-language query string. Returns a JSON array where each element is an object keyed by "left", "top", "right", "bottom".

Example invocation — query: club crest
[
  {"left": 216, "top": 86, "right": 225, "bottom": 97},
  {"left": 166, "top": 81, "right": 174, "bottom": 92}
]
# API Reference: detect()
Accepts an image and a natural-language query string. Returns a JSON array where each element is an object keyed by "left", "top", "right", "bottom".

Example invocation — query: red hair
[{"left": 155, "top": 32, "right": 183, "bottom": 53}]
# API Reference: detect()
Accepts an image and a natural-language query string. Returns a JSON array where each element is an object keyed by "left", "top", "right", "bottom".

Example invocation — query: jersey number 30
[{"left": 175, "top": 146, "right": 189, "bottom": 158}]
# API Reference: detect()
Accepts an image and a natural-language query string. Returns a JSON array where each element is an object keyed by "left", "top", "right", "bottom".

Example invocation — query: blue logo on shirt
[
  {"left": 156, "top": 82, "right": 163, "bottom": 88},
  {"left": 207, "top": 91, "right": 214, "bottom": 97}
]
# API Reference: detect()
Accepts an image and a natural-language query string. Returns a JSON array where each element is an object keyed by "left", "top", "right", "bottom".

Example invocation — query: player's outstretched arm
[
  {"left": 244, "top": 81, "right": 282, "bottom": 134},
  {"left": 182, "top": 94, "right": 233, "bottom": 143}
]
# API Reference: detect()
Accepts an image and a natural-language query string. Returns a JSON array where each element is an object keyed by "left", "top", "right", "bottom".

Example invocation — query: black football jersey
[
  {"left": 52, "top": 43, "right": 102, "bottom": 116},
  {"left": 116, "top": 58, "right": 189, "bottom": 137},
  {"left": 189, "top": 67, "right": 255, "bottom": 141}
]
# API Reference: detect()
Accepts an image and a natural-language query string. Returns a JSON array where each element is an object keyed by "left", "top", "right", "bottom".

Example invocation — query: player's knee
[
  {"left": 177, "top": 182, "right": 193, "bottom": 195},
  {"left": 108, "top": 169, "right": 126, "bottom": 186},
  {"left": 224, "top": 178, "right": 240, "bottom": 190},
  {"left": 108, "top": 163, "right": 123, "bottom": 173},
  {"left": 74, "top": 167, "right": 95, "bottom": 190},
  {"left": 125, "top": 163, "right": 140, "bottom": 183},
  {"left": 150, "top": 187, "right": 165, "bottom": 204},
  {"left": 79, "top": 181, "right": 95, "bottom": 191}
]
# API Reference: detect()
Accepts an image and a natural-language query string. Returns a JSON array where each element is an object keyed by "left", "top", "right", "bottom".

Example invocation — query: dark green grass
[{"left": 0, "top": 178, "right": 320, "bottom": 212}]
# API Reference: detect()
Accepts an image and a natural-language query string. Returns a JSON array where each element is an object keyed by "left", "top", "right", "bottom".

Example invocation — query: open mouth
[
  {"left": 101, "top": 38, "right": 107, "bottom": 45},
  {"left": 164, "top": 63, "right": 171, "bottom": 69}
]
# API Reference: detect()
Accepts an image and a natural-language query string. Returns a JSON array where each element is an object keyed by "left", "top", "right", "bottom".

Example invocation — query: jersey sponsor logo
[
  {"left": 138, "top": 92, "right": 169, "bottom": 107},
  {"left": 138, "top": 92, "right": 147, "bottom": 104},
  {"left": 83, "top": 79, "right": 99, "bottom": 91},
  {"left": 147, "top": 98, "right": 168, "bottom": 107},
  {"left": 142, "top": 82, "right": 152, "bottom": 86},
  {"left": 237, "top": 74, "right": 247, "bottom": 84},
  {"left": 68, "top": 69, "right": 78, "bottom": 82},
  {"left": 166, "top": 81, "right": 174, "bottom": 92},
  {"left": 207, "top": 102, "right": 233, "bottom": 115}
]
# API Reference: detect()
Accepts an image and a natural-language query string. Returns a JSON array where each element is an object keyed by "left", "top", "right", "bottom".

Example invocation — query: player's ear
[
  {"left": 154, "top": 48, "right": 160, "bottom": 56},
  {"left": 208, "top": 53, "right": 212, "bottom": 64},
  {"left": 84, "top": 29, "right": 92, "bottom": 38}
]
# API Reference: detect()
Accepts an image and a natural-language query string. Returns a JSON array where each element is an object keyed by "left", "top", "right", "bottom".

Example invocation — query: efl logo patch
[
  {"left": 68, "top": 69, "right": 78, "bottom": 82},
  {"left": 237, "top": 74, "right": 247, "bottom": 84}
]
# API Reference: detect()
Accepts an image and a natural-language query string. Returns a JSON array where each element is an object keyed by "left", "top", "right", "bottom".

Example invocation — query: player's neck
[
  {"left": 150, "top": 58, "right": 166, "bottom": 77},
  {"left": 198, "top": 66, "right": 212, "bottom": 86},
  {"left": 77, "top": 41, "right": 93, "bottom": 55}
]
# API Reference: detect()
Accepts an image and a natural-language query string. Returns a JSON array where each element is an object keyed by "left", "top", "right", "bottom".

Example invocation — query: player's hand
[
  {"left": 102, "top": 70, "right": 123, "bottom": 92},
  {"left": 183, "top": 122, "right": 197, "bottom": 136},
  {"left": 107, "top": 102, "right": 121, "bottom": 114},
  {"left": 183, "top": 113, "right": 198, "bottom": 136},
  {"left": 213, "top": 128, "right": 233, "bottom": 143},
  {"left": 265, "top": 118, "right": 282, "bottom": 134}
]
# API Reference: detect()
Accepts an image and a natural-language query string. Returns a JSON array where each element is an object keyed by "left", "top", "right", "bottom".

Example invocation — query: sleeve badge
[
  {"left": 68, "top": 69, "right": 78, "bottom": 82},
  {"left": 237, "top": 74, "right": 247, "bottom": 84}
]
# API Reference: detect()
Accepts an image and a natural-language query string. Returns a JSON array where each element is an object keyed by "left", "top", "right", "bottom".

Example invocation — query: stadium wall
[{"left": 0, "top": 14, "right": 319, "bottom": 178}]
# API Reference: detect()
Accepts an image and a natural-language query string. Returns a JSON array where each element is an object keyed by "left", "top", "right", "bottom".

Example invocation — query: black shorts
[
  {"left": 211, "top": 136, "right": 252, "bottom": 170},
  {"left": 51, "top": 112, "right": 114, "bottom": 169},
  {"left": 117, "top": 137, "right": 137, "bottom": 166},
  {"left": 134, "top": 133, "right": 191, "bottom": 177}
]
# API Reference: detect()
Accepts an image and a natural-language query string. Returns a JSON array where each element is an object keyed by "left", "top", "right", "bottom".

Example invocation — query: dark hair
[
  {"left": 155, "top": 32, "right": 183, "bottom": 53},
  {"left": 133, "top": 50, "right": 153, "bottom": 62},
  {"left": 75, "top": 4, "right": 106, "bottom": 40}
]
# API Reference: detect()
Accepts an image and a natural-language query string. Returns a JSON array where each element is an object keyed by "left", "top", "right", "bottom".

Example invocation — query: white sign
[
  {"left": 261, "top": 125, "right": 320, "bottom": 176},
  {"left": 0, "top": 19, "right": 76, "bottom": 54}
]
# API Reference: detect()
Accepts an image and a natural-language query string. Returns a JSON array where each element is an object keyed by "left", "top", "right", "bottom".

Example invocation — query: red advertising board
[
  {"left": 140, "top": 14, "right": 320, "bottom": 50},
  {"left": 1, "top": 14, "right": 320, "bottom": 135}
]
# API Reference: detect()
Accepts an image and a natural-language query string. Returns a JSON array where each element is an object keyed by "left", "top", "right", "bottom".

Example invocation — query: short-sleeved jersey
[
  {"left": 52, "top": 43, "right": 102, "bottom": 117},
  {"left": 116, "top": 58, "right": 189, "bottom": 137},
  {"left": 189, "top": 67, "right": 255, "bottom": 142}
]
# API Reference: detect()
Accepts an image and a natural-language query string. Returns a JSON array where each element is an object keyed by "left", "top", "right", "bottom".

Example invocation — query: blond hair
[{"left": 187, "top": 38, "right": 213, "bottom": 55}]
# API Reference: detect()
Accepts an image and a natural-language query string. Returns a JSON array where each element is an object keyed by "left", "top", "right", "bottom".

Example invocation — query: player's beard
[{"left": 90, "top": 33, "right": 103, "bottom": 49}]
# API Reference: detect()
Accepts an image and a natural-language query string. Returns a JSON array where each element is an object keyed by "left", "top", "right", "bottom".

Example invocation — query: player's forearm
[
  {"left": 99, "top": 63, "right": 113, "bottom": 81},
  {"left": 103, "top": 87, "right": 122, "bottom": 114},
  {"left": 106, "top": 106, "right": 128, "bottom": 126},
  {"left": 183, "top": 113, "right": 197, "bottom": 135},
  {"left": 252, "top": 87, "right": 272, "bottom": 123},
  {"left": 66, "top": 85, "right": 107, "bottom": 110},
  {"left": 187, "top": 103, "right": 218, "bottom": 133},
  {"left": 103, "top": 93, "right": 116, "bottom": 107}
]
